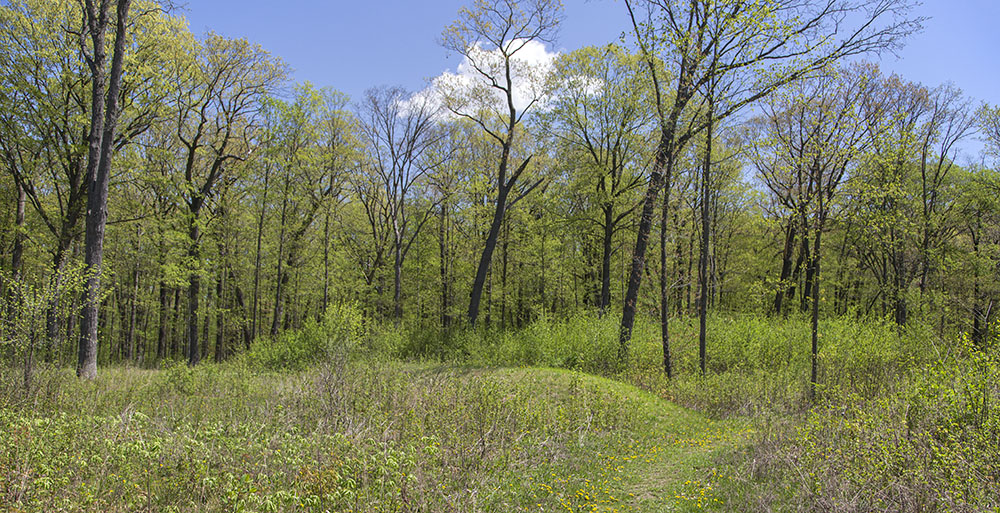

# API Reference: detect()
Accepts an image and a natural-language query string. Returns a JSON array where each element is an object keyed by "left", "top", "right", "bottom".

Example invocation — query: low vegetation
[{"left": 2, "top": 310, "right": 997, "bottom": 512}]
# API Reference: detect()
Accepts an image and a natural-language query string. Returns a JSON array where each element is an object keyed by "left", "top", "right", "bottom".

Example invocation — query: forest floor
[{"left": 0, "top": 361, "right": 749, "bottom": 512}]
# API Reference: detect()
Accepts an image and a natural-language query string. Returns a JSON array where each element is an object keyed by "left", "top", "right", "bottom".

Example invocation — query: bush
[{"left": 245, "top": 302, "right": 365, "bottom": 371}]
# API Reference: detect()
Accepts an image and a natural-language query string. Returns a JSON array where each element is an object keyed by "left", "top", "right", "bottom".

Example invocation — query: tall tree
[
  {"left": 549, "top": 44, "right": 650, "bottom": 316},
  {"left": 617, "top": 0, "right": 921, "bottom": 364},
  {"left": 77, "top": 0, "right": 133, "bottom": 379},
  {"left": 439, "top": 0, "right": 562, "bottom": 328},
  {"left": 268, "top": 84, "right": 352, "bottom": 334},
  {"left": 358, "top": 86, "right": 442, "bottom": 321},
  {"left": 748, "top": 67, "right": 873, "bottom": 397},
  {"left": 170, "top": 34, "right": 283, "bottom": 365}
]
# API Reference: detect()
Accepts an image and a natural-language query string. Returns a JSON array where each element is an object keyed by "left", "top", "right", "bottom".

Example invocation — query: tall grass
[
  {"left": 0, "top": 356, "right": 658, "bottom": 512},
  {"left": 396, "top": 312, "right": 999, "bottom": 512}
]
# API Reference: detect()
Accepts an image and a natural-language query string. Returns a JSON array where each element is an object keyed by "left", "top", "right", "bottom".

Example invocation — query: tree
[
  {"left": 438, "top": 0, "right": 562, "bottom": 328},
  {"left": 358, "top": 86, "right": 443, "bottom": 321},
  {"left": 169, "top": 34, "right": 283, "bottom": 365},
  {"left": 0, "top": 0, "right": 180, "bottom": 362},
  {"left": 76, "top": 0, "right": 133, "bottom": 379},
  {"left": 617, "top": 0, "right": 922, "bottom": 365},
  {"left": 748, "top": 66, "right": 874, "bottom": 397},
  {"left": 548, "top": 44, "right": 650, "bottom": 316},
  {"left": 267, "top": 84, "right": 353, "bottom": 334}
]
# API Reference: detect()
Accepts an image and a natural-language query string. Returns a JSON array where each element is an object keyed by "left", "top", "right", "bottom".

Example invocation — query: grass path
[{"left": 478, "top": 367, "right": 748, "bottom": 512}]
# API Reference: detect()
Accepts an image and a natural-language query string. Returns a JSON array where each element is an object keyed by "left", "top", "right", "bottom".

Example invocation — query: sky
[{"left": 182, "top": 0, "right": 1000, "bottom": 156}]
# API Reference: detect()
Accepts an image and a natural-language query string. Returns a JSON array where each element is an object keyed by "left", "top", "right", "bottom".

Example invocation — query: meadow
[{"left": 1, "top": 307, "right": 998, "bottom": 512}]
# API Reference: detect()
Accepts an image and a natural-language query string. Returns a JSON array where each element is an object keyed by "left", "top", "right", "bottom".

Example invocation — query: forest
[{"left": 0, "top": 0, "right": 998, "bottom": 511}]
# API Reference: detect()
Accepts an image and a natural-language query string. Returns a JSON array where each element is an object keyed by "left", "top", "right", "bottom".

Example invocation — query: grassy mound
[{"left": 0, "top": 361, "right": 743, "bottom": 513}]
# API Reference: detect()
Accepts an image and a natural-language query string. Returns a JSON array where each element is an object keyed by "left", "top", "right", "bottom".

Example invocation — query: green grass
[
  {"left": 0, "top": 359, "right": 749, "bottom": 513},
  {"left": 2, "top": 312, "right": 997, "bottom": 512}
]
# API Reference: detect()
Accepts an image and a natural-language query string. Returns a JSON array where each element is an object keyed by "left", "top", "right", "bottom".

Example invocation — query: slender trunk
[
  {"left": 187, "top": 214, "right": 201, "bottom": 365},
  {"left": 201, "top": 280, "right": 211, "bottom": 355},
  {"left": 45, "top": 249, "right": 71, "bottom": 362},
  {"left": 698, "top": 106, "right": 713, "bottom": 377},
  {"left": 659, "top": 171, "right": 672, "bottom": 377},
  {"left": 892, "top": 232, "right": 908, "bottom": 326},
  {"left": 157, "top": 281, "right": 168, "bottom": 361},
  {"left": 501, "top": 220, "right": 509, "bottom": 330},
  {"left": 251, "top": 166, "right": 270, "bottom": 341},
  {"left": 773, "top": 221, "right": 797, "bottom": 315},
  {"left": 439, "top": 203, "right": 451, "bottom": 330},
  {"left": 126, "top": 249, "right": 139, "bottom": 363},
  {"left": 170, "top": 287, "right": 180, "bottom": 359},
  {"left": 809, "top": 215, "right": 824, "bottom": 401},
  {"left": 323, "top": 201, "right": 331, "bottom": 314},
  {"left": 271, "top": 177, "right": 290, "bottom": 336},
  {"left": 673, "top": 209, "right": 685, "bottom": 316},
  {"left": 215, "top": 260, "right": 225, "bottom": 362},
  {"left": 229, "top": 272, "right": 251, "bottom": 349},
  {"left": 971, "top": 228, "right": 984, "bottom": 346},
  {"left": 393, "top": 230, "right": 403, "bottom": 322},
  {"left": 11, "top": 183, "right": 25, "bottom": 281},
  {"left": 800, "top": 226, "right": 813, "bottom": 313},
  {"left": 600, "top": 204, "right": 614, "bottom": 316}
]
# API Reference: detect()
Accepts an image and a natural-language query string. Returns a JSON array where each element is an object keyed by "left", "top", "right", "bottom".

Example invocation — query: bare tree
[{"left": 355, "top": 87, "right": 443, "bottom": 321}]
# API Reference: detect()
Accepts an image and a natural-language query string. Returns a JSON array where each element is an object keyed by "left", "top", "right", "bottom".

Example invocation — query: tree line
[{"left": 1, "top": 0, "right": 997, "bottom": 381}]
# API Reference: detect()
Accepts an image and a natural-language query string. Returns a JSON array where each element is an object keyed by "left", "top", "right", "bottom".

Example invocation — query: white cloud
[{"left": 405, "top": 39, "right": 560, "bottom": 119}]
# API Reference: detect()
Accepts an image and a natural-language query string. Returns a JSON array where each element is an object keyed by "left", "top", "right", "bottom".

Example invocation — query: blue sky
[
  {"left": 182, "top": 0, "right": 630, "bottom": 100},
  {"left": 183, "top": 1, "right": 999, "bottom": 155}
]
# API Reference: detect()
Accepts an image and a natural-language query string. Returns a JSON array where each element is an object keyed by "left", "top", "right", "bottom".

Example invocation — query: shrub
[{"left": 245, "top": 302, "right": 365, "bottom": 371}]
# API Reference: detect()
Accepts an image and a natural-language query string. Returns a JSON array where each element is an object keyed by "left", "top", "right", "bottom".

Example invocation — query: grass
[
  {"left": 0, "top": 357, "right": 748, "bottom": 513},
  {"left": 2, "top": 310, "right": 997, "bottom": 512}
]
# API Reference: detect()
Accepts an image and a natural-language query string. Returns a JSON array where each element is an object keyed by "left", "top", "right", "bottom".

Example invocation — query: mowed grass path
[
  {"left": 488, "top": 368, "right": 747, "bottom": 512},
  {"left": 1, "top": 363, "right": 744, "bottom": 512}
]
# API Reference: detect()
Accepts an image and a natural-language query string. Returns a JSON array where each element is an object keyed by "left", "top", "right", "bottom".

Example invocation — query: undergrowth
[{"left": 2, "top": 305, "right": 997, "bottom": 512}]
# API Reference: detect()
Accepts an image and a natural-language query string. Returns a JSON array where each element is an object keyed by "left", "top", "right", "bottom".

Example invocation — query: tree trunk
[
  {"left": 619, "top": 151, "right": 672, "bottom": 362},
  {"left": 468, "top": 185, "right": 509, "bottom": 328},
  {"left": 323, "top": 200, "right": 331, "bottom": 315},
  {"left": 393, "top": 229, "right": 403, "bottom": 322},
  {"left": 773, "top": 220, "right": 797, "bottom": 315},
  {"left": 170, "top": 287, "right": 180, "bottom": 359},
  {"left": 251, "top": 166, "right": 270, "bottom": 341},
  {"left": 157, "top": 281, "right": 168, "bottom": 361},
  {"left": 126, "top": 251, "right": 139, "bottom": 363},
  {"left": 809, "top": 215, "right": 824, "bottom": 401},
  {"left": 11, "top": 182, "right": 25, "bottom": 281},
  {"left": 500, "top": 220, "right": 509, "bottom": 330},
  {"left": 971, "top": 228, "right": 985, "bottom": 346},
  {"left": 78, "top": 0, "right": 131, "bottom": 379},
  {"left": 271, "top": 178, "right": 290, "bottom": 336},
  {"left": 659, "top": 170, "right": 672, "bottom": 377},
  {"left": 698, "top": 106, "right": 713, "bottom": 376},
  {"left": 439, "top": 203, "right": 451, "bottom": 330},
  {"left": 187, "top": 215, "right": 201, "bottom": 366},
  {"left": 215, "top": 261, "right": 225, "bottom": 362},
  {"left": 600, "top": 204, "right": 614, "bottom": 316}
]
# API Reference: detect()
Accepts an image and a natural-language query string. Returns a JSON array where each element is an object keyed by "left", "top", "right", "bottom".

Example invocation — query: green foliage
[
  {"left": 708, "top": 325, "right": 1000, "bottom": 513},
  {"left": 245, "top": 302, "right": 365, "bottom": 371}
]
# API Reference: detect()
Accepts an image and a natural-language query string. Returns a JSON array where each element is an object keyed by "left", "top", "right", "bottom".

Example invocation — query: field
[{"left": 1, "top": 312, "right": 998, "bottom": 512}]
